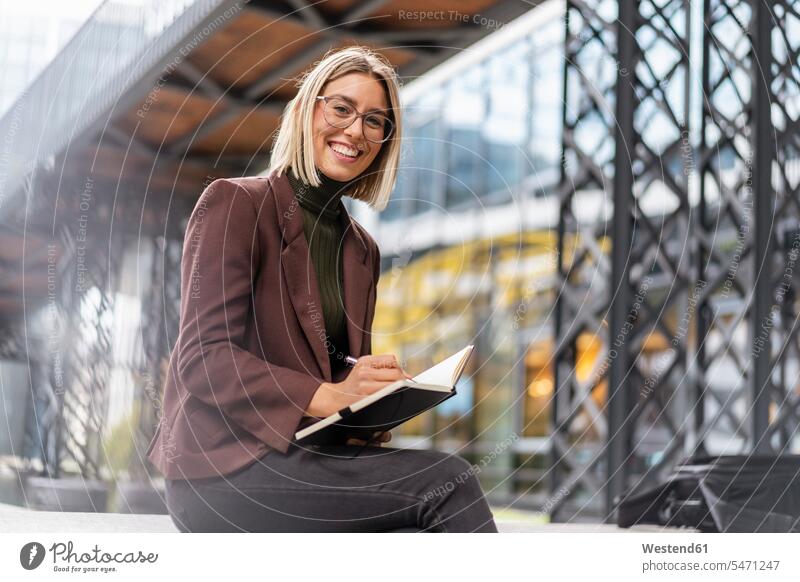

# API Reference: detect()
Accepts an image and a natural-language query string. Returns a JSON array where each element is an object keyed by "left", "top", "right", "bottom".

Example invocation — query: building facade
[{"left": 366, "top": 1, "right": 569, "bottom": 507}]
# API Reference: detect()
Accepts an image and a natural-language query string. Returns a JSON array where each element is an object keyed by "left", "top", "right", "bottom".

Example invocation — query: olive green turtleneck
[{"left": 286, "top": 169, "right": 353, "bottom": 374}]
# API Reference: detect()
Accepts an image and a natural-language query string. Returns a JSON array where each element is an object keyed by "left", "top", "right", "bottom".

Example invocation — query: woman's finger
[
  {"left": 359, "top": 354, "right": 401, "bottom": 369},
  {"left": 362, "top": 366, "right": 406, "bottom": 382},
  {"left": 356, "top": 355, "right": 414, "bottom": 380},
  {"left": 346, "top": 432, "right": 391, "bottom": 446},
  {"left": 355, "top": 355, "right": 392, "bottom": 368}
]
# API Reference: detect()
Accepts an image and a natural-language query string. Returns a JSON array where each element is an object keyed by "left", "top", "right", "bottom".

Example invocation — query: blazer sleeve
[{"left": 174, "top": 178, "right": 321, "bottom": 454}]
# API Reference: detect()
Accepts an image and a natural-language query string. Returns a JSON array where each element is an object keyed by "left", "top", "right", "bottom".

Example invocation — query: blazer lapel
[
  {"left": 272, "top": 172, "right": 331, "bottom": 381},
  {"left": 271, "top": 170, "right": 374, "bottom": 379}
]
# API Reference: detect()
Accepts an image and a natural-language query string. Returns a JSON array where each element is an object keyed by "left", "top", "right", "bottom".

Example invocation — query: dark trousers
[{"left": 165, "top": 443, "right": 498, "bottom": 532}]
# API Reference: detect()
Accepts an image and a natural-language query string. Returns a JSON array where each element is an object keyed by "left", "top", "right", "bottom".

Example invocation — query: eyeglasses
[{"left": 316, "top": 95, "right": 394, "bottom": 144}]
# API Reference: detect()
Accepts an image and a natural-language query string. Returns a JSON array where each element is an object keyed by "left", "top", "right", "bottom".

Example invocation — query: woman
[{"left": 147, "top": 46, "right": 497, "bottom": 532}]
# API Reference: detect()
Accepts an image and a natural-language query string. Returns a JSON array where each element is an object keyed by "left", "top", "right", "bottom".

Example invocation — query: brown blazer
[{"left": 146, "top": 170, "right": 381, "bottom": 480}]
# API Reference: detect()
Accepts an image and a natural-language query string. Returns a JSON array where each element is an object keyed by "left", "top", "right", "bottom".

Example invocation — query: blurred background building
[{"left": 0, "top": 0, "right": 798, "bottom": 523}]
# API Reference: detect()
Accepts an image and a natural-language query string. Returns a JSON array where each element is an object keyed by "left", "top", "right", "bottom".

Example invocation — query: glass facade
[
  {"left": 383, "top": 9, "right": 565, "bottom": 223},
  {"left": 373, "top": 3, "right": 570, "bottom": 505}
]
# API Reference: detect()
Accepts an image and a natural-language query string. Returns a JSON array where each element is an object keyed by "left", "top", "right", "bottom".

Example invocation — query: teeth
[{"left": 330, "top": 143, "right": 358, "bottom": 157}]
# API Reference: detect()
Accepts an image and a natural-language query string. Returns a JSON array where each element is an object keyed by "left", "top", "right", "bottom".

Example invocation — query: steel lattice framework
[
  {"left": 694, "top": 0, "right": 759, "bottom": 460},
  {"left": 551, "top": 0, "right": 621, "bottom": 520},
  {"left": 553, "top": 0, "right": 800, "bottom": 522},
  {"left": 763, "top": 0, "right": 800, "bottom": 451},
  {"left": 9, "top": 167, "right": 191, "bottom": 479}
]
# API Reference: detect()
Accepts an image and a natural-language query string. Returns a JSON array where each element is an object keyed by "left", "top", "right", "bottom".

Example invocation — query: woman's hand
[
  {"left": 306, "top": 354, "right": 412, "bottom": 418},
  {"left": 346, "top": 431, "right": 392, "bottom": 446}
]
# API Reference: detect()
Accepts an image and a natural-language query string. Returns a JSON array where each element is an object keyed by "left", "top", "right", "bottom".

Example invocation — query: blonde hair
[{"left": 268, "top": 46, "right": 403, "bottom": 211}]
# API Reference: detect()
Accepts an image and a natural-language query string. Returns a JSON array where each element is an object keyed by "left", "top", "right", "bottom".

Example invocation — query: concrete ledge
[
  {"left": 0, "top": 502, "right": 177, "bottom": 533},
  {"left": 0, "top": 503, "right": 685, "bottom": 533},
  {"left": 494, "top": 521, "right": 687, "bottom": 533}
]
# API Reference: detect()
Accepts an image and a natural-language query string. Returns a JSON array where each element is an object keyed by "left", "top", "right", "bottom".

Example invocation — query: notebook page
[{"left": 412, "top": 345, "right": 474, "bottom": 387}]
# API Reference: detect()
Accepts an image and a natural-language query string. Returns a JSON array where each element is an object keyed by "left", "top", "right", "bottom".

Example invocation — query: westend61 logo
[{"left": 19, "top": 541, "right": 158, "bottom": 574}]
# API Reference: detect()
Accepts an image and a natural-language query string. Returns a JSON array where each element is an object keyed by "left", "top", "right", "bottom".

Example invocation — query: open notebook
[{"left": 294, "top": 345, "right": 474, "bottom": 446}]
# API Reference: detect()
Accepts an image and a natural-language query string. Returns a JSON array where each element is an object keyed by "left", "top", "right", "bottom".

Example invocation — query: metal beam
[
  {"left": 606, "top": 1, "right": 637, "bottom": 515},
  {"left": 155, "top": 65, "right": 285, "bottom": 156},
  {"left": 340, "top": 0, "right": 393, "bottom": 25},
  {"left": 243, "top": 36, "right": 333, "bottom": 100},
  {"left": 749, "top": 0, "right": 776, "bottom": 453},
  {"left": 286, "top": 0, "right": 328, "bottom": 28}
]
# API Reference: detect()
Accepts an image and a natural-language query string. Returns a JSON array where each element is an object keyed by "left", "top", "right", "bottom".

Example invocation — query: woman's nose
[{"left": 344, "top": 116, "right": 365, "bottom": 140}]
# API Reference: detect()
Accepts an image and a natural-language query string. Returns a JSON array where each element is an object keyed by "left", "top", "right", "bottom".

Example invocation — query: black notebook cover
[{"left": 295, "top": 385, "right": 456, "bottom": 446}]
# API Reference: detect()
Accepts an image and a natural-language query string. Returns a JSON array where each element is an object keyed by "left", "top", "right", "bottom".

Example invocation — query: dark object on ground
[{"left": 616, "top": 455, "right": 800, "bottom": 532}]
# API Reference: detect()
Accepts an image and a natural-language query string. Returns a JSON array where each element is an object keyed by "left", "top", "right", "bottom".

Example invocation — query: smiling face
[{"left": 312, "top": 72, "right": 389, "bottom": 182}]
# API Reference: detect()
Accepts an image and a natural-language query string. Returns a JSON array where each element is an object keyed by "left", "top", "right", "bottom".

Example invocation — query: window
[
  {"left": 485, "top": 40, "right": 531, "bottom": 195},
  {"left": 384, "top": 151, "right": 411, "bottom": 221},
  {"left": 530, "top": 24, "right": 565, "bottom": 186},
  {"left": 444, "top": 66, "right": 486, "bottom": 208},
  {"left": 409, "top": 119, "right": 439, "bottom": 215}
]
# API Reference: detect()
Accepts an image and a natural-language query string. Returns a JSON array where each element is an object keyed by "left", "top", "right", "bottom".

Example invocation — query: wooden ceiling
[
  {"left": 112, "top": 0, "right": 536, "bottom": 174},
  {"left": 0, "top": 0, "right": 538, "bottom": 323}
]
